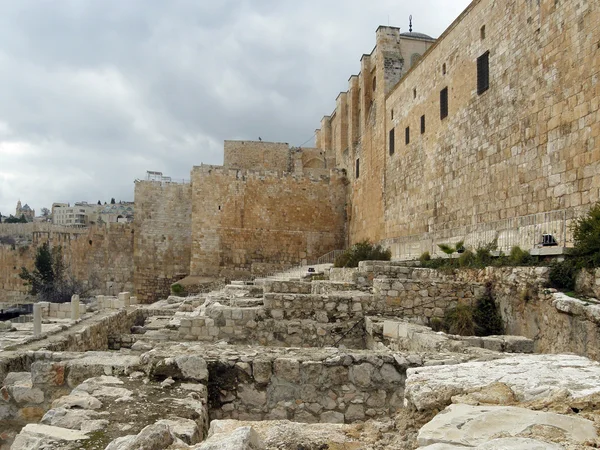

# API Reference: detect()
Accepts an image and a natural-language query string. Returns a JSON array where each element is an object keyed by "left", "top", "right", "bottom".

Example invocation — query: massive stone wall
[
  {"left": 0, "top": 224, "right": 133, "bottom": 303},
  {"left": 223, "top": 140, "right": 291, "bottom": 172},
  {"left": 314, "top": 1, "right": 599, "bottom": 256},
  {"left": 190, "top": 166, "right": 346, "bottom": 278},
  {"left": 133, "top": 181, "right": 192, "bottom": 303},
  {"left": 382, "top": 0, "right": 600, "bottom": 247}
]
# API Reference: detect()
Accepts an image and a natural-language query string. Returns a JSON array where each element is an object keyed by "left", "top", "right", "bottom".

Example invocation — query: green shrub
[
  {"left": 571, "top": 202, "right": 600, "bottom": 267},
  {"left": 419, "top": 251, "right": 431, "bottom": 264},
  {"left": 443, "top": 303, "right": 475, "bottom": 336},
  {"left": 509, "top": 246, "right": 532, "bottom": 265},
  {"left": 333, "top": 240, "right": 391, "bottom": 268},
  {"left": 458, "top": 249, "right": 476, "bottom": 267},
  {"left": 548, "top": 259, "right": 579, "bottom": 290},
  {"left": 429, "top": 317, "right": 444, "bottom": 332},
  {"left": 171, "top": 283, "right": 185, "bottom": 295},
  {"left": 473, "top": 282, "right": 504, "bottom": 336},
  {"left": 474, "top": 246, "right": 494, "bottom": 267}
]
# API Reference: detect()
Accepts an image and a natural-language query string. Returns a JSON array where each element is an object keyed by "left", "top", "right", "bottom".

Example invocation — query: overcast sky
[{"left": 0, "top": 0, "right": 471, "bottom": 216}]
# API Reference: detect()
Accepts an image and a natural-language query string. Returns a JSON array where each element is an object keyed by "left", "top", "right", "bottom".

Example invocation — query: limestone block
[
  {"left": 52, "top": 392, "right": 102, "bottom": 410},
  {"left": 105, "top": 423, "right": 174, "bottom": 450},
  {"left": 196, "top": 425, "right": 264, "bottom": 449},
  {"left": 382, "top": 321, "right": 399, "bottom": 339},
  {"left": 320, "top": 410, "right": 345, "bottom": 424},
  {"left": 273, "top": 358, "right": 300, "bottom": 382},
  {"left": 155, "top": 418, "right": 200, "bottom": 445},
  {"left": 419, "top": 439, "right": 562, "bottom": 450},
  {"left": 252, "top": 360, "right": 272, "bottom": 384},
  {"left": 12, "top": 424, "right": 89, "bottom": 446},
  {"left": 405, "top": 354, "right": 600, "bottom": 412},
  {"left": 349, "top": 363, "right": 373, "bottom": 387},
  {"left": 175, "top": 355, "right": 208, "bottom": 381},
  {"left": 417, "top": 404, "right": 597, "bottom": 447}
]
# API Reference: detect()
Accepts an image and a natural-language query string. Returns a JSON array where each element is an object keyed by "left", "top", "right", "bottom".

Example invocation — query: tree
[
  {"left": 97, "top": 200, "right": 102, "bottom": 205},
  {"left": 110, "top": 198, "right": 116, "bottom": 204},
  {"left": 4, "top": 215, "right": 21, "bottom": 224},
  {"left": 20, "top": 242, "right": 96, "bottom": 302}
]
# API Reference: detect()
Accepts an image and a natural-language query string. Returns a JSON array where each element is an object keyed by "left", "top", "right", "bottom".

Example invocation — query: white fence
[{"left": 382, "top": 207, "right": 589, "bottom": 260}]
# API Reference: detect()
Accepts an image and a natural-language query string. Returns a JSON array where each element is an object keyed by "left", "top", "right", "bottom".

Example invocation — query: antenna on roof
[{"left": 409, "top": 15, "right": 413, "bottom": 33}]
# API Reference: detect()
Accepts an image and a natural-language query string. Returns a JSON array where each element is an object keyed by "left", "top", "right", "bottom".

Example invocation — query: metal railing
[
  {"left": 382, "top": 207, "right": 589, "bottom": 260},
  {"left": 316, "top": 249, "right": 346, "bottom": 265}
]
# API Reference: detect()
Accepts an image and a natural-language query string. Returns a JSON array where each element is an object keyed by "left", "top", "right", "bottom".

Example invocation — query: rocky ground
[{"left": 3, "top": 277, "right": 600, "bottom": 449}]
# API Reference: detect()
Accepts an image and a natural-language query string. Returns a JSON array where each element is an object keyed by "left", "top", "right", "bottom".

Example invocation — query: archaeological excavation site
[{"left": 2, "top": 0, "right": 600, "bottom": 448}]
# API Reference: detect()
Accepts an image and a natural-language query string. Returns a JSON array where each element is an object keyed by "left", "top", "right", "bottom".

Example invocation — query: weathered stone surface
[
  {"left": 417, "top": 404, "right": 597, "bottom": 447},
  {"left": 405, "top": 354, "right": 600, "bottom": 411},
  {"left": 41, "top": 407, "right": 101, "bottom": 430},
  {"left": 51, "top": 392, "right": 102, "bottom": 410},
  {"left": 3, "top": 372, "right": 44, "bottom": 404},
  {"left": 11, "top": 423, "right": 89, "bottom": 448},
  {"left": 320, "top": 411, "right": 345, "bottom": 424},
  {"left": 419, "top": 439, "right": 563, "bottom": 450},
  {"left": 195, "top": 425, "right": 264, "bottom": 450},
  {"left": 155, "top": 418, "right": 200, "bottom": 445},
  {"left": 176, "top": 355, "right": 208, "bottom": 381},
  {"left": 105, "top": 423, "right": 174, "bottom": 450}
]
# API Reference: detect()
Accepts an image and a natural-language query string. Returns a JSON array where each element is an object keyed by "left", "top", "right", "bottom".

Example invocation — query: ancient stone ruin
[
  {"left": 2, "top": 0, "right": 600, "bottom": 448},
  {"left": 2, "top": 262, "right": 600, "bottom": 449}
]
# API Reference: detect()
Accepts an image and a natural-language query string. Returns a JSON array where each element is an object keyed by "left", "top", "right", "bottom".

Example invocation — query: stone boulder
[
  {"left": 194, "top": 426, "right": 264, "bottom": 449},
  {"left": 105, "top": 423, "right": 175, "bottom": 450},
  {"left": 10, "top": 424, "right": 88, "bottom": 449},
  {"left": 405, "top": 354, "right": 600, "bottom": 411},
  {"left": 419, "top": 438, "right": 563, "bottom": 449},
  {"left": 417, "top": 404, "right": 597, "bottom": 448}
]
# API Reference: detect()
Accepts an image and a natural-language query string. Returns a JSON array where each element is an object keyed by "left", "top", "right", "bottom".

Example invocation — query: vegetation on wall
[
  {"left": 548, "top": 202, "right": 600, "bottom": 290},
  {"left": 19, "top": 242, "right": 94, "bottom": 303},
  {"left": 420, "top": 243, "right": 536, "bottom": 270},
  {"left": 334, "top": 240, "right": 391, "bottom": 268},
  {"left": 441, "top": 282, "right": 504, "bottom": 337}
]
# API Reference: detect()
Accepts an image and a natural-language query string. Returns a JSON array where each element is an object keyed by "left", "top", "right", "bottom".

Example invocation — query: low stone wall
[
  {"left": 204, "top": 350, "right": 406, "bottom": 424},
  {"left": 40, "top": 302, "right": 87, "bottom": 319},
  {"left": 178, "top": 305, "right": 364, "bottom": 349},
  {"left": 381, "top": 320, "right": 534, "bottom": 354},
  {"left": 373, "top": 278, "right": 482, "bottom": 324}
]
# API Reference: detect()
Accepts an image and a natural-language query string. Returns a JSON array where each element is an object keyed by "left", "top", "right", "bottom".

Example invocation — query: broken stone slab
[
  {"left": 41, "top": 407, "right": 103, "bottom": 430},
  {"left": 3, "top": 371, "right": 44, "bottom": 404},
  {"left": 51, "top": 391, "right": 102, "bottom": 410},
  {"left": 417, "top": 404, "right": 597, "bottom": 447},
  {"left": 419, "top": 438, "right": 563, "bottom": 449},
  {"left": 405, "top": 354, "right": 600, "bottom": 411},
  {"left": 155, "top": 418, "right": 201, "bottom": 444},
  {"left": 194, "top": 425, "right": 264, "bottom": 449},
  {"left": 105, "top": 422, "right": 175, "bottom": 450},
  {"left": 11, "top": 423, "right": 88, "bottom": 449}
]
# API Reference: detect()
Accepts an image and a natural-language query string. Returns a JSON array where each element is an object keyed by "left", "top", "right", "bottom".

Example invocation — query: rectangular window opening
[
  {"left": 421, "top": 115, "right": 426, "bottom": 134},
  {"left": 355, "top": 158, "right": 360, "bottom": 179},
  {"left": 440, "top": 87, "right": 449, "bottom": 120},
  {"left": 389, "top": 128, "right": 395, "bottom": 155},
  {"left": 405, "top": 126, "right": 410, "bottom": 145},
  {"left": 477, "top": 51, "right": 490, "bottom": 95}
]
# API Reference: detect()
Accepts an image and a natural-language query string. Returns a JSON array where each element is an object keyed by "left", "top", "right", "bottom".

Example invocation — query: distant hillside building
[{"left": 15, "top": 200, "right": 35, "bottom": 222}]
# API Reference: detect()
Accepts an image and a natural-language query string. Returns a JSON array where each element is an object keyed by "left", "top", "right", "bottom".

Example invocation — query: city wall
[
  {"left": 0, "top": 224, "right": 134, "bottom": 303},
  {"left": 190, "top": 166, "right": 346, "bottom": 278},
  {"left": 315, "top": 0, "right": 599, "bottom": 257},
  {"left": 381, "top": 0, "right": 600, "bottom": 252},
  {"left": 133, "top": 181, "right": 192, "bottom": 303}
]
